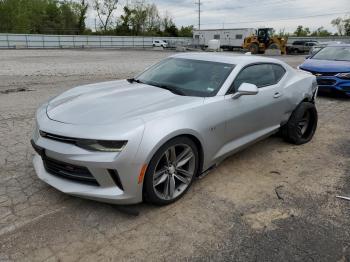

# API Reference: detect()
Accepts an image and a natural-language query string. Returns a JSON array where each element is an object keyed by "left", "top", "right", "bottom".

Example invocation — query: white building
[{"left": 193, "top": 28, "right": 256, "bottom": 49}]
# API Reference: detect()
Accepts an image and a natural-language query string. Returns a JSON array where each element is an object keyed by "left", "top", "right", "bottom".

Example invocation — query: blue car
[{"left": 298, "top": 44, "right": 350, "bottom": 96}]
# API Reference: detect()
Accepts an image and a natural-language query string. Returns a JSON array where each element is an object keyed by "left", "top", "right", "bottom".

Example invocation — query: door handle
[{"left": 273, "top": 92, "right": 282, "bottom": 98}]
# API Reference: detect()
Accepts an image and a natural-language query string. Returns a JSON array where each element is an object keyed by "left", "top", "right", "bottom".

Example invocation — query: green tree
[
  {"left": 310, "top": 26, "right": 332, "bottom": 37},
  {"left": 293, "top": 25, "right": 310, "bottom": 37},
  {"left": 0, "top": 0, "right": 86, "bottom": 34},
  {"left": 73, "top": 0, "right": 89, "bottom": 34},
  {"left": 178, "top": 26, "right": 193, "bottom": 37},
  {"left": 116, "top": 6, "right": 133, "bottom": 35}
]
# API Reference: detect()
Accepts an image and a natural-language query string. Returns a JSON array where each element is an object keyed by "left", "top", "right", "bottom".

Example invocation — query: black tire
[
  {"left": 268, "top": 43, "right": 279, "bottom": 49},
  {"left": 249, "top": 43, "right": 259, "bottom": 54},
  {"left": 281, "top": 102, "right": 318, "bottom": 145},
  {"left": 143, "top": 136, "right": 199, "bottom": 205}
]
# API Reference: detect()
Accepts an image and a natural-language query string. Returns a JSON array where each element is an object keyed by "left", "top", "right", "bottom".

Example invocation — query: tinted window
[
  {"left": 214, "top": 34, "right": 220, "bottom": 39},
  {"left": 235, "top": 34, "right": 243, "bottom": 39},
  {"left": 230, "top": 64, "right": 285, "bottom": 92},
  {"left": 312, "top": 46, "right": 350, "bottom": 61},
  {"left": 137, "top": 58, "right": 235, "bottom": 97}
]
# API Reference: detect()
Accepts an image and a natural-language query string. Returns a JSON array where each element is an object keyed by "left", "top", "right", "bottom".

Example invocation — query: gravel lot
[{"left": 0, "top": 49, "right": 349, "bottom": 262}]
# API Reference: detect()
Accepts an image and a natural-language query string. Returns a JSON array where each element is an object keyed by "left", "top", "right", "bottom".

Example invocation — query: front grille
[
  {"left": 317, "top": 79, "right": 336, "bottom": 86},
  {"left": 43, "top": 156, "right": 99, "bottom": 186},
  {"left": 341, "top": 86, "right": 350, "bottom": 92}
]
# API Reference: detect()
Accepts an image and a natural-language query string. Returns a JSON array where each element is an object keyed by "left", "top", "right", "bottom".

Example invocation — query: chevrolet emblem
[{"left": 315, "top": 73, "right": 322, "bottom": 77}]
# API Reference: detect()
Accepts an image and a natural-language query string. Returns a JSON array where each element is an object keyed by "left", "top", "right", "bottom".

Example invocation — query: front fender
[{"left": 135, "top": 118, "right": 205, "bottom": 167}]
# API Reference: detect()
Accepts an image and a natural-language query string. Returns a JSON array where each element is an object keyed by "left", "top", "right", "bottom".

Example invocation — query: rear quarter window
[{"left": 271, "top": 64, "right": 286, "bottom": 82}]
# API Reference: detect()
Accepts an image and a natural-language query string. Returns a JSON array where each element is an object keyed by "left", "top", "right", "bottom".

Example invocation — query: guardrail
[{"left": 0, "top": 34, "right": 192, "bottom": 49}]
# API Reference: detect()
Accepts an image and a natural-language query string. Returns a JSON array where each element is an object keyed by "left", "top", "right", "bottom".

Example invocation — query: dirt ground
[{"left": 0, "top": 49, "right": 349, "bottom": 262}]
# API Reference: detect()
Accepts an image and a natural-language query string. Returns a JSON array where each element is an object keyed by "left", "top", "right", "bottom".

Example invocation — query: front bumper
[
  {"left": 31, "top": 138, "right": 144, "bottom": 204},
  {"left": 316, "top": 76, "right": 350, "bottom": 96},
  {"left": 31, "top": 107, "right": 146, "bottom": 204}
]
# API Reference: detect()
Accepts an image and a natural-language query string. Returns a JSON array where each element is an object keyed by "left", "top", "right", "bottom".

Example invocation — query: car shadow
[{"left": 318, "top": 90, "right": 349, "bottom": 100}]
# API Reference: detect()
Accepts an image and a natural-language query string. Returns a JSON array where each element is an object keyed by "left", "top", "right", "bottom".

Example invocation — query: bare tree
[
  {"left": 145, "top": 3, "right": 160, "bottom": 32},
  {"left": 331, "top": 17, "right": 344, "bottom": 36},
  {"left": 93, "top": 0, "right": 119, "bottom": 31}
]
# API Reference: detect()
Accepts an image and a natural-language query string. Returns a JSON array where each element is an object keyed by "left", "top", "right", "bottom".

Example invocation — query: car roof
[{"left": 170, "top": 52, "right": 286, "bottom": 66}]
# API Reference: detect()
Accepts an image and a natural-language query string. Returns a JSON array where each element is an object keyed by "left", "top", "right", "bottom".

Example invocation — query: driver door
[{"left": 223, "top": 63, "right": 288, "bottom": 149}]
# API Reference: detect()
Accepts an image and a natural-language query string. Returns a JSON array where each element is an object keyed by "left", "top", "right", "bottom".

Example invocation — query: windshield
[
  {"left": 312, "top": 46, "right": 350, "bottom": 61},
  {"left": 136, "top": 58, "right": 235, "bottom": 97}
]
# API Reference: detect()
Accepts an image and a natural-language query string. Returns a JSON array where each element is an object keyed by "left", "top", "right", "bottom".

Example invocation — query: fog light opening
[{"left": 108, "top": 169, "right": 124, "bottom": 191}]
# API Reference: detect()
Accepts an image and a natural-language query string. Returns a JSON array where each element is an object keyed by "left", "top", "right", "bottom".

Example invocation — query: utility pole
[{"left": 195, "top": 0, "right": 202, "bottom": 30}]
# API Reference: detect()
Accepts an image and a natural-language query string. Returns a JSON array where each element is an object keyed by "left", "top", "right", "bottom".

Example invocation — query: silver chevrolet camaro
[{"left": 32, "top": 53, "right": 318, "bottom": 205}]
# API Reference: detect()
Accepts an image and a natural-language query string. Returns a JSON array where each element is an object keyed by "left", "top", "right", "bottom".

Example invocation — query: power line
[{"left": 201, "top": 11, "right": 349, "bottom": 26}]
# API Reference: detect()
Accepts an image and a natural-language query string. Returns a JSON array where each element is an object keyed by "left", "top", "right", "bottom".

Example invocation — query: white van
[{"left": 152, "top": 40, "right": 168, "bottom": 48}]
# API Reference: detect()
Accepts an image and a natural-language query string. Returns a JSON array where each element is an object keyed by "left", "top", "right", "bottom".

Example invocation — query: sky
[{"left": 86, "top": 0, "right": 350, "bottom": 34}]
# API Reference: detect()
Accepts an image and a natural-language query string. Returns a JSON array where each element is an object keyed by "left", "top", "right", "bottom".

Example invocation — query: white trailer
[{"left": 193, "top": 28, "right": 256, "bottom": 50}]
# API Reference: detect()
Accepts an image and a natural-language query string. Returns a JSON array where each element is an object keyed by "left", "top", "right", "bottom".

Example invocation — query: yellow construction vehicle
[{"left": 242, "top": 28, "right": 287, "bottom": 55}]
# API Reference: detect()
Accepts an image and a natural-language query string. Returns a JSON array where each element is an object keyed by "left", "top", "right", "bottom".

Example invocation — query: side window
[
  {"left": 214, "top": 34, "right": 220, "bottom": 39},
  {"left": 229, "top": 64, "right": 286, "bottom": 93},
  {"left": 235, "top": 34, "right": 243, "bottom": 39},
  {"left": 271, "top": 64, "right": 286, "bottom": 82}
]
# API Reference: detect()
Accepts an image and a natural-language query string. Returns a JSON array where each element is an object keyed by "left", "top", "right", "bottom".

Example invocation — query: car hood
[
  {"left": 300, "top": 59, "right": 350, "bottom": 73},
  {"left": 46, "top": 80, "right": 203, "bottom": 125}
]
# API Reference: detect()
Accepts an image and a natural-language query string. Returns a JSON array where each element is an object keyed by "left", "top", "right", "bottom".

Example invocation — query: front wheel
[
  {"left": 268, "top": 43, "right": 279, "bottom": 49},
  {"left": 281, "top": 102, "right": 318, "bottom": 145},
  {"left": 143, "top": 137, "right": 199, "bottom": 205},
  {"left": 248, "top": 43, "right": 259, "bottom": 54}
]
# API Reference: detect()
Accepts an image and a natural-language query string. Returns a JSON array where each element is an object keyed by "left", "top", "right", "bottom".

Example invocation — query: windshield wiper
[
  {"left": 129, "top": 79, "right": 186, "bottom": 96},
  {"left": 150, "top": 83, "right": 186, "bottom": 96},
  {"left": 127, "top": 78, "right": 144, "bottom": 84}
]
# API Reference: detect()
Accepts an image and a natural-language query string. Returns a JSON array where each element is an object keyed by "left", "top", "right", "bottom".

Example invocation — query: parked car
[
  {"left": 287, "top": 40, "right": 319, "bottom": 54},
  {"left": 152, "top": 40, "right": 168, "bottom": 48},
  {"left": 299, "top": 44, "right": 350, "bottom": 96},
  {"left": 31, "top": 53, "right": 318, "bottom": 205}
]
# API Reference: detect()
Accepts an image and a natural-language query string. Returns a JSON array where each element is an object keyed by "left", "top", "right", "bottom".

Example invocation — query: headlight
[
  {"left": 336, "top": 72, "right": 350, "bottom": 79},
  {"left": 76, "top": 140, "right": 127, "bottom": 152}
]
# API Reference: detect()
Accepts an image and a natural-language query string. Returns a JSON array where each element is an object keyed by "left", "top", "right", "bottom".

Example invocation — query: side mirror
[{"left": 232, "top": 83, "right": 259, "bottom": 99}]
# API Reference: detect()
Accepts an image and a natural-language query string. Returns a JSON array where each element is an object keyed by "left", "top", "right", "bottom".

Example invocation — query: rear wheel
[
  {"left": 281, "top": 102, "right": 318, "bottom": 145},
  {"left": 143, "top": 137, "right": 199, "bottom": 205},
  {"left": 248, "top": 43, "right": 259, "bottom": 54}
]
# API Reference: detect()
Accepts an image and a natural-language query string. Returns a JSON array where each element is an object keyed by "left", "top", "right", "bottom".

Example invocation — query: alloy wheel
[{"left": 152, "top": 144, "right": 196, "bottom": 200}]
